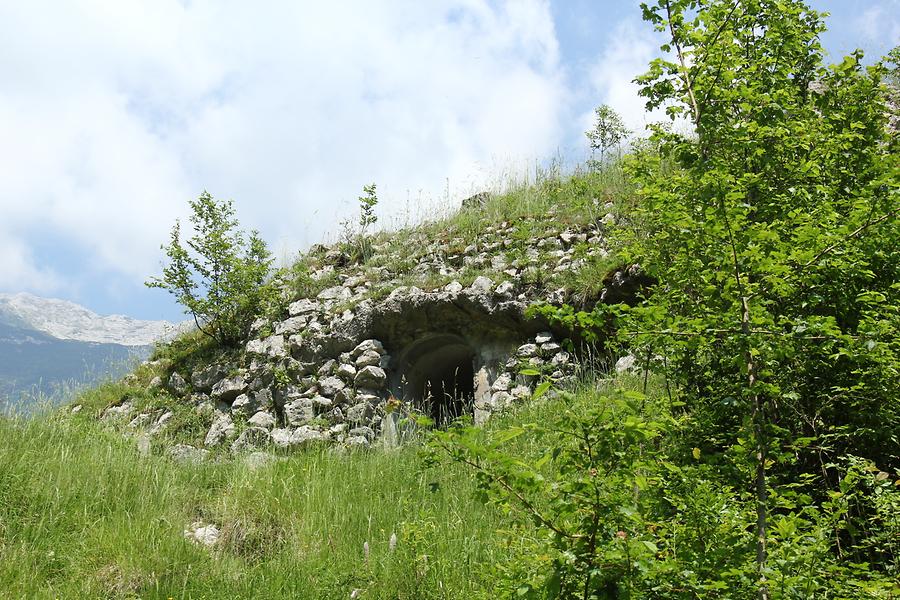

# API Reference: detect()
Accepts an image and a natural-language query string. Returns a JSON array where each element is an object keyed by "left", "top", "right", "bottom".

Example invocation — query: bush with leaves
[
  {"left": 147, "top": 191, "right": 273, "bottom": 347},
  {"left": 586, "top": 104, "right": 630, "bottom": 168},
  {"left": 436, "top": 1, "right": 899, "bottom": 597}
]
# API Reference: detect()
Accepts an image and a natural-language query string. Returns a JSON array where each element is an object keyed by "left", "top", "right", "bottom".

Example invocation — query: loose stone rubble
[{"left": 122, "top": 206, "right": 648, "bottom": 452}]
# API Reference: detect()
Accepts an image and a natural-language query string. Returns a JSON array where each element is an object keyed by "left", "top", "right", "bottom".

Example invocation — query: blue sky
[{"left": 0, "top": 0, "right": 896, "bottom": 323}]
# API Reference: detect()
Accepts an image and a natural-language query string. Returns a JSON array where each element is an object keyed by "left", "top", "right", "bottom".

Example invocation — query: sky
[{"left": 1, "top": 0, "right": 897, "bottom": 322}]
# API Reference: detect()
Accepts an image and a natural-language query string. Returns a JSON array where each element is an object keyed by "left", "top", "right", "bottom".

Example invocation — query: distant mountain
[
  {"left": 0, "top": 292, "right": 179, "bottom": 346},
  {"left": 0, "top": 293, "right": 179, "bottom": 413}
]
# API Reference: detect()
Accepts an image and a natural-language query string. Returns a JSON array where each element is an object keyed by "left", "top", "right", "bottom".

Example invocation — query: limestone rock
[
  {"left": 191, "top": 363, "right": 229, "bottom": 393},
  {"left": 318, "top": 376, "right": 346, "bottom": 397},
  {"left": 231, "top": 427, "right": 272, "bottom": 453},
  {"left": 246, "top": 335, "right": 286, "bottom": 358},
  {"left": 271, "top": 426, "right": 327, "bottom": 448},
  {"left": 248, "top": 410, "right": 277, "bottom": 429},
  {"left": 354, "top": 366, "right": 386, "bottom": 389},
  {"left": 355, "top": 349, "right": 382, "bottom": 368},
  {"left": 336, "top": 363, "right": 357, "bottom": 382},
  {"left": 352, "top": 339, "right": 385, "bottom": 358},
  {"left": 444, "top": 280, "right": 464, "bottom": 294},
  {"left": 317, "top": 285, "right": 352, "bottom": 302},
  {"left": 211, "top": 375, "right": 248, "bottom": 404},
  {"left": 346, "top": 402, "right": 373, "bottom": 424},
  {"left": 516, "top": 344, "right": 539, "bottom": 359},
  {"left": 230, "top": 393, "right": 258, "bottom": 417},
  {"left": 470, "top": 276, "right": 494, "bottom": 293},
  {"left": 168, "top": 444, "right": 209, "bottom": 464},
  {"left": 275, "top": 316, "right": 307, "bottom": 336},
  {"left": 284, "top": 397, "right": 314, "bottom": 426},
  {"left": 168, "top": 372, "right": 189, "bottom": 395},
  {"left": 204, "top": 413, "right": 236, "bottom": 447},
  {"left": 534, "top": 331, "right": 554, "bottom": 345},
  {"left": 288, "top": 298, "right": 317, "bottom": 316},
  {"left": 615, "top": 354, "right": 638, "bottom": 373},
  {"left": 510, "top": 385, "right": 532, "bottom": 402},
  {"left": 184, "top": 521, "right": 220, "bottom": 547},
  {"left": 102, "top": 401, "right": 134, "bottom": 421}
]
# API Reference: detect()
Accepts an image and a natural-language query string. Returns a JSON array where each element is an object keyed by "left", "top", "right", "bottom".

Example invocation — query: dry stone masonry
[{"left": 108, "top": 205, "right": 646, "bottom": 454}]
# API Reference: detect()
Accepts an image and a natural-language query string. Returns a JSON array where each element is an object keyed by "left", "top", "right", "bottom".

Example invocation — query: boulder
[
  {"left": 351, "top": 339, "right": 385, "bottom": 358},
  {"left": 230, "top": 393, "right": 258, "bottom": 417},
  {"left": 354, "top": 366, "right": 387, "bottom": 389},
  {"left": 168, "top": 444, "right": 209, "bottom": 464},
  {"left": 191, "top": 363, "right": 229, "bottom": 393},
  {"left": 248, "top": 410, "right": 277, "bottom": 429},
  {"left": 534, "top": 331, "right": 554, "bottom": 345},
  {"left": 318, "top": 376, "right": 346, "bottom": 397},
  {"left": 275, "top": 316, "right": 308, "bottom": 336},
  {"left": 204, "top": 413, "right": 236, "bottom": 447},
  {"left": 355, "top": 349, "right": 382, "bottom": 368},
  {"left": 102, "top": 401, "right": 134, "bottom": 421},
  {"left": 288, "top": 298, "right": 318, "bottom": 316},
  {"left": 230, "top": 427, "right": 272, "bottom": 454},
  {"left": 336, "top": 363, "right": 357, "bottom": 382},
  {"left": 470, "top": 275, "right": 494, "bottom": 293},
  {"left": 444, "top": 280, "right": 464, "bottom": 294},
  {"left": 271, "top": 426, "right": 327, "bottom": 449},
  {"left": 516, "top": 344, "right": 539, "bottom": 359},
  {"left": 615, "top": 354, "right": 639, "bottom": 373},
  {"left": 168, "top": 372, "right": 189, "bottom": 395},
  {"left": 184, "top": 521, "right": 220, "bottom": 547},
  {"left": 211, "top": 375, "right": 248, "bottom": 404},
  {"left": 316, "top": 285, "right": 352, "bottom": 302},
  {"left": 245, "top": 335, "right": 287, "bottom": 358},
  {"left": 284, "top": 398, "right": 315, "bottom": 426},
  {"left": 346, "top": 402, "right": 373, "bottom": 424}
]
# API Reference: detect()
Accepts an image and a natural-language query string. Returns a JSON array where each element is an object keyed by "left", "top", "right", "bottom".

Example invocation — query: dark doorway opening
[{"left": 398, "top": 335, "right": 476, "bottom": 427}]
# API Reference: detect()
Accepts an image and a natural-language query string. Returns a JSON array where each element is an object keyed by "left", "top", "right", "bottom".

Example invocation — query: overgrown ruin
[{"left": 102, "top": 204, "right": 642, "bottom": 455}]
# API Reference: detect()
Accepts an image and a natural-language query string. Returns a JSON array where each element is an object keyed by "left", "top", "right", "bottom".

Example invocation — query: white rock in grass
[
  {"left": 615, "top": 354, "right": 638, "bottom": 373},
  {"left": 184, "top": 521, "right": 220, "bottom": 547}
]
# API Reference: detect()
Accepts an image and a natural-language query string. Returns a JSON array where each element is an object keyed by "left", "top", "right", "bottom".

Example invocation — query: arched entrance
[{"left": 394, "top": 334, "right": 476, "bottom": 426}]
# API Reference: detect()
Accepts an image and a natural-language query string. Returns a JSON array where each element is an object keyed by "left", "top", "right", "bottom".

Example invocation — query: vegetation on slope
[{"left": 0, "top": 0, "right": 898, "bottom": 598}]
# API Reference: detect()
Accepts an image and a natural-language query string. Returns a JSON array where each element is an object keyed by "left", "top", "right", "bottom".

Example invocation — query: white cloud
[
  {"left": 0, "top": 235, "right": 63, "bottom": 293},
  {"left": 583, "top": 19, "right": 662, "bottom": 139},
  {"left": 854, "top": 3, "right": 900, "bottom": 48},
  {"left": 0, "top": 0, "right": 565, "bottom": 290}
]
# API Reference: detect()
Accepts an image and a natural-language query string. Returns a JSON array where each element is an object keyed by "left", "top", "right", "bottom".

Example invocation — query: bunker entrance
[{"left": 398, "top": 334, "right": 476, "bottom": 427}]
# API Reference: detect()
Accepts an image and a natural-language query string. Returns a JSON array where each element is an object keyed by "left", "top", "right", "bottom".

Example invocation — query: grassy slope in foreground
[
  {"left": 0, "top": 168, "right": 629, "bottom": 598},
  {"left": 0, "top": 369, "right": 640, "bottom": 599}
]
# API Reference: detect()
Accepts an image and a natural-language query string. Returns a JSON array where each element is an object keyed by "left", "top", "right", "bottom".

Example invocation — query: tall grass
[{"left": 0, "top": 410, "right": 509, "bottom": 599}]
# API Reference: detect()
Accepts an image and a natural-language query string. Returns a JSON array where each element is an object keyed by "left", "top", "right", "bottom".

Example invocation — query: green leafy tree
[
  {"left": 147, "top": 191, "right": 273, "bottom": 346},
  {"left": 436, "top": 1, "right": 899, "bottom": 597},
  {"left": 358, "top": 183, "right": 379, "bottom": 262},
  {"left": 586, "top": 104, "right": 630, "bottom": 167},
  {"left": 622, "top": 0, "right": 899, "bottom": 596}
]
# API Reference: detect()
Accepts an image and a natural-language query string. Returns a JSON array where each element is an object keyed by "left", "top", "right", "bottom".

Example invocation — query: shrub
[{"left": 147, "top": 191, "right": 273, "bottom": 347}]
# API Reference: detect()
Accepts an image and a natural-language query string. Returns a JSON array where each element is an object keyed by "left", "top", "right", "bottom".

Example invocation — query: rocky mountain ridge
[{"left": 0, "top": 292, "right": 180, "bottom": 346}]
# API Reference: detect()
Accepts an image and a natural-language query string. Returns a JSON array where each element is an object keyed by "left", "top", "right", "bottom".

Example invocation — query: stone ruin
[
  {"left": 187, "top": 278, "right": 577, "bottom": 452},
  {"left": 107, "top": 207, "right": 652, "bottom": 454}
]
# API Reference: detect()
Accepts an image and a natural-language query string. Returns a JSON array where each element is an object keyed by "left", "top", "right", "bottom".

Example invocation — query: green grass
[
  {"left": 0, "top": 411, "right": 508, "bottom": 599},
  {"left": 0, "top": 366, "right": 655, "bottom": 599},
  {"left": 0, "top": 162, "right": 644, "bottom": 598}
]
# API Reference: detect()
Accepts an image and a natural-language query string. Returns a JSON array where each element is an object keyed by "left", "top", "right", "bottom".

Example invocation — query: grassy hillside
[
  {"left": 0, "top": 159, "right": 897, "bottom": 597},
  {"left": 0, "top": 364, "right": 627, "bottom": 599},
  {"left": 0, "top": 167, "right": 631, "bottom": 599}
]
